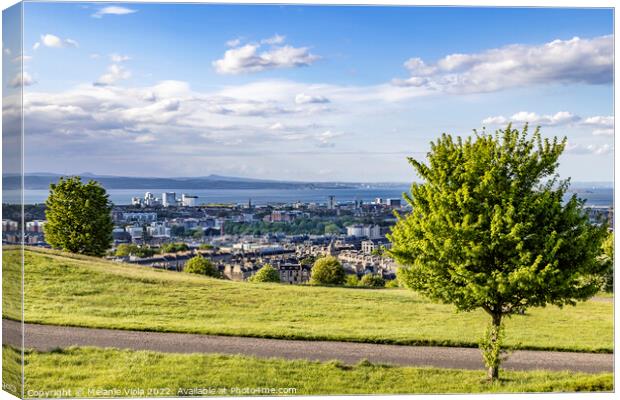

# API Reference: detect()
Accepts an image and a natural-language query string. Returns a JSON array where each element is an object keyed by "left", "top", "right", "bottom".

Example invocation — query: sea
[{"left": 19, "top": 186, "right": 614, "bottom": 207}]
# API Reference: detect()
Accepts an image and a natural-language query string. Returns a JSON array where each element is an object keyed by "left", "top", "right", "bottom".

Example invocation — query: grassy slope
[
  {"left": 3, "top": 247, "right": 614, "bottom": 352},
  {"left": 7, "top": 346, "right": 611, "bottom": 396}
]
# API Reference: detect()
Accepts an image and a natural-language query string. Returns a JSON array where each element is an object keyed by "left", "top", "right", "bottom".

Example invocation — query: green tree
[
  {"left": 161, "top": 242, "right": 189, "bottom": 253},
  {"left": 388, "top": 125, "right": 607, "bottom": 381},
  {"left": 599, "top": 232, "right": 614, "bottom": 292},
  {"left": 184, "top": 255, "right": 219, "bottom": 277},
  {"left": 310, "top": 256, "right": 346, "bottom": 285},
  {"left": 249, "top": 264, "right": 281, "bottom": 283},
  {"left": 325, "top": 223, "right": 341, "bottom": 236},
  {"left": 360, "top": 273, "right": 385, "bottom": 288},
  {"left": 44, "top": 176, "right": 113, "bottom": 257}
]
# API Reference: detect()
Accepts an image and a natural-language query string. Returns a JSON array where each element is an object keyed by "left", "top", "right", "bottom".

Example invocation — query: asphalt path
[{"left": 2, "top": 319, "right": 613, "bottom": 373}]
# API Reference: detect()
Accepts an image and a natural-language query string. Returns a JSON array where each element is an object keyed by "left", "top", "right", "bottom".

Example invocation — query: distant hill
[{"left": 12, "top": 173, "right": 363, "bottom": 190}]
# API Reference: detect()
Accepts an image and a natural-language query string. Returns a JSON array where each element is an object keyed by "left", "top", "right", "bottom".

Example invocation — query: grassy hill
[
  {"left": 4, "top": 346, "right": 611, "bottom": 396},
  {"left": 2, "top": 247, "right": 614, "bottom": 352}
]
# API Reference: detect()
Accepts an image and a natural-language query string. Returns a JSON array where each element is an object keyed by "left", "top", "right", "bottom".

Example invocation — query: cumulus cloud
[
  {"left": 213, "top": 35, "right": 320, "bottom": 74},
  {"left": 226, "top": 38, "right": 242, "bottom": 47},
  {"left": 95, "top": 64, "right": 131, "bottom": 86},
  {"left": 261, "top": 34, "right": 286, "bottom": 45},
  {"left": 9, "top": 72, "right": 35, "bottom": 88},
  {"left": 482, "top": 111, "right": 580, "bottom": 127},
  {"left": 295, "top": 93, "right": 330, "bottom": 105},
  {"left": 110, "top": 53, "right": 131, "bottom": 62},
  {"left": 38, "top": 34, "right": 78, "bottom": 49},
  {"left": 12, "top": 54, "right": 32, "bottom": 63},
  {"left": 565, "top": 143, "right": 613, "bottom": 155},
  {"left": 482, "top": 111, "right": 614, "bottom": 133},
  {"left": 92, "top": 6, "right": 137, "bottom": 18},
  {"left": 393, "top": 35, "right": 612, "bottom": 93},
  {"left": 32, "top": 42, "right": 40, "bottom": 51}
]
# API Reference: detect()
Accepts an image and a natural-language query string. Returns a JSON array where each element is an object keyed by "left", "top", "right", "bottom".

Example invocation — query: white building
[
  {"left": 131, "top": 197, "right": 143, "bottom": 207},
  {"left": 327, "top": 195, "right": 336, "bottom": 210},
  {"left": 361, "top": 239, "right": 392, "bottom": 254},
  {"left": 144, "top": 192, "right": 160, "bottom": 207},
  {"left": 2, "top": 219, "right": 18, "bottom": 231},
  {"left": 122, "top": 212, "right": 157, "bottom": 223},
  {"left": 162, "top": 192, "right": 177, "bottom": 207},
  {"left": 125, "top": 224, "right": 143, "bottom": 241},
  {"left": 26, "top": 220, "right": 46, "bottom": 233},
  {"left": 346, "top": 224, "right": 382, "bottom": 239},
  {"left": 181, "top": 194, "right": 198, "bottom": 207},
  {"left": 147, "top": 221, "right": 171, "bottom": 238}
]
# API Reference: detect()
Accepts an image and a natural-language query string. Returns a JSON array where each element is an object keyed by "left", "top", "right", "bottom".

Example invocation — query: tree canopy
[
  {"left": 184, "top": 255, "right": 219, "bottom": 277},
  {"left": 310, "top": 256, "right": 346, "bottom": 286},
  {"left": 388, "top": 124, "right": 608, "bottom": 380},
  {"left": 250, "top": 264, "right": 281, "bottom": 283},
  {"left": 44, "top": 176, "right": 114, "bottom": 257}
]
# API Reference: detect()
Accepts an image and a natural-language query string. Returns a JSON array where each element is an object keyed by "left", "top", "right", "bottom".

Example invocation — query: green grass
[
  {"left": 6, "top": 346, "right": 611, "bottom": 396},
  {"left": 3, "top": 247, "right": 614, "bottom": 352}
]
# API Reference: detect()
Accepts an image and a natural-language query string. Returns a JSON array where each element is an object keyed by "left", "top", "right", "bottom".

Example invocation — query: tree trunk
[{"left": 487, "top": 312, "right": 502, "bottom": 381}]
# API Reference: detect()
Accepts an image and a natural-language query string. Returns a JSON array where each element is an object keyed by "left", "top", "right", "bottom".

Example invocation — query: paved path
[{"left": 2, "top": 319, "right": 613, "bottom": 373}]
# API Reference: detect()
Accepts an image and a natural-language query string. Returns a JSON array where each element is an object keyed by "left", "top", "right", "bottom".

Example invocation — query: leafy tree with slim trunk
[
  {"left": 44, "top": 177, "right": 114, "bottom": 257},
  {"left": 388, "top": 124, "right": 608, "bottom": 381}
]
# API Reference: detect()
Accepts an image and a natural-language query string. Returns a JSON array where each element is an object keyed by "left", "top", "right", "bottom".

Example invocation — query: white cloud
[
  {"left": 592, "top": 129, "right": 614, "bottom": 136},
  {"left": 261, "top": 34, "right": 286, "bottom": 45},
  {"left": 33, "top": 42, "right": 40, "bottom": 51},
  {"left": 481, "top": 116, "right": 507, "bottom": 125},
  {"left": 566, "top": 143, "right": 613, "bottom": 155},
  {"left": 10, "top": 72, "right": 35, "bottom": 88},
  {"left": 3, "top": 47, "right": 10, "bottom": 55},
  {"left": 295, "top": 93, "right": 330, "bottom": 104},
  {"left": 90, "top": 53, "right": 101, "bottom": 59},
  {"left": 213, "top": 36, "right": 320, "bottom": 74},
  {"left": 582, "top": 115, "right": 614, "bottom": 128},
  {"left": 316, "top": 130, "right": 344, "bottom": 147},
  {"left": 40, "top": 34, "right": 78, "bottom": 48},
  {"left": 12, "top": 54, "right": 32, "bottom": 63},
  {"left": 226, "top": 38, "right": 242, "bottom": 47},
  {"left": 95, "top": 64, "right": 131, "bottom": 86},
  {"left": 483, "top": 111, "right": 579, "bottom": 127},
  {"left": 92, "top": 6, "right": 137, "bottom": 18},
  {"left": 135, "top": 134, "right": 156, "bottom": 143},
  {"left": 110, "top": 53, "right": 131, "bottom": 63},
  {"left": 393, "top": 35, "right": 613, "bottom": 93}
]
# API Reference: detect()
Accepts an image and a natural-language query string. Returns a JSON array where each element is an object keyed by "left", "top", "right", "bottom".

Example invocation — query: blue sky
[{"left": 6, "top": 3, "right": 614, "bottom": 182}]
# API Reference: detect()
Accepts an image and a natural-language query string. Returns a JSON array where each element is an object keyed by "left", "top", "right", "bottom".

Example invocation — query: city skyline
[{"left": 4, "top": 4, "right": 614, "bottom": 182}]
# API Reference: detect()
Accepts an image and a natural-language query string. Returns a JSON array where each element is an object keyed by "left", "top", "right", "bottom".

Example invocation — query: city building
[
  {"left": 119, "top": 212, "right": 158, "bottom": 223},
  {"left": 346, "top": 224, "right": 382, "bottom": 239},
  {"left": 386, "top": 198, "right": 402, "bottom": 208},
  {"left": 125, "top": 224, "right": 144, "bottom": 242},
  {"left": 25, "top": 220, "right": 46, "bottom": 233},
  {"left": 181, "top": 194, "right": 199, "bottom": 207},
  {"left": 2, "top": 219, "right": 18, "bottom": 232},
  {"left": 147, "top": 221, "right": 171, "bottom": 238},
  {"left": 327, "top": 195, "right": 336, "bottom": 210},
  {"left": 162, "top": 192, "right": 177, "bottom": 207},
  {"left": 361, "top": 238, "right": 392, "bottom": 254}
]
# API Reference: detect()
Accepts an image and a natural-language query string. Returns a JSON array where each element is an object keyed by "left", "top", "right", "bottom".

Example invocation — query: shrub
[
  {"left": 345, "top": 275, "right": 360, "bottom": 287},
  {"left": 184, "top": 255, "right": 219, "bottom": 277},
  {"left": 360, "top": 273, "right": 385, "bottom": 288},
  {"left": 161, "top": 242, "right": 190, "bottom": 253},
  {"left": 250, "top": 264, "right": 281, "bottom": 283},
  {"left": 310, "top": 256, "right": 345, "bottom": 285}
]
